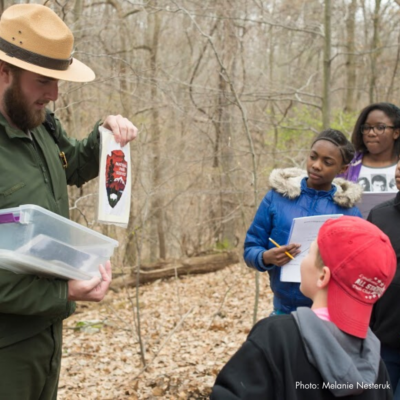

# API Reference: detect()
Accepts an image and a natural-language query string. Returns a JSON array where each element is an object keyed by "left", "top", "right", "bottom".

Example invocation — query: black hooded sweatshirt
[
  {"left": 211, "top": 308, "right": 392, "bottom": 400},
  {"left": 368, "top": 192, "right": 400, "bottom": 350}
]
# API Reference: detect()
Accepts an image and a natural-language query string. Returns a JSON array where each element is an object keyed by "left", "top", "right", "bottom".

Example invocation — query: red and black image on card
[{"left": 106, "top": 150, "right": 128, "bottom": 208}]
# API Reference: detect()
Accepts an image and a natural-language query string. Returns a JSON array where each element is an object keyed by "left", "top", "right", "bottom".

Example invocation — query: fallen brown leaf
[{"left": 58, "top": 263, "right": 273, "bottom": 399}]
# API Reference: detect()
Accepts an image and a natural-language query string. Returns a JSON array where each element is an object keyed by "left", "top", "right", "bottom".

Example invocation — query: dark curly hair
[
  {"left": 312, "top": 128, "right": 355, "bottom": 165},
  {"left": 351, "top": 102, "right": 400, "bottom": 154}
]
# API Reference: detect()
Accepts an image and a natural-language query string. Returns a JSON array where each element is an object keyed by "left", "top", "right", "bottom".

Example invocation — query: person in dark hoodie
[
  {"left": 244, "top": 129, "right": 362, "bottom": 315},
  {"left": 368, "top": 158, "right": 400, "bottom": 399},
  {"left": 211, "top": 216, "right": 395, "bottom": 399}
]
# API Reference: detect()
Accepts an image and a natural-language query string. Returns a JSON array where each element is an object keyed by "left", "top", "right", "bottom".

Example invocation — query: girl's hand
[{"left": 262, "top": 244, "right": 301, "bottom": 267}]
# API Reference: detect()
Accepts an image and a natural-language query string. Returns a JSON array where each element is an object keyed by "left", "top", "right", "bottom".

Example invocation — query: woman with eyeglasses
[{"left": 340, "top": 102, "right": 400, "bottom": 193}]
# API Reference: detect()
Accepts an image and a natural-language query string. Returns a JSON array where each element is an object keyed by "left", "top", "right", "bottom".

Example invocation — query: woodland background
[
  {"left": 5, "top": 0, "right": 398, "bottom": 265},
  {"left": 2, "top": 0, "right": 400, "bottom": 398}
]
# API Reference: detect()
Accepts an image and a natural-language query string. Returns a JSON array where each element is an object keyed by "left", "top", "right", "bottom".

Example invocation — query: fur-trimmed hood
[{"left": 269, "top": 167, "right": 363, "bottom": 208}]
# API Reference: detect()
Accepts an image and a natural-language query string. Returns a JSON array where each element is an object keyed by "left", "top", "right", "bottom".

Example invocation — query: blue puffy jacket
[{"left": 244, "top": 168, "right": 363, "bottom": 314}]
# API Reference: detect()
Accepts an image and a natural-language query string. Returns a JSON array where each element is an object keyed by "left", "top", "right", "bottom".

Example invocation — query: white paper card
[
  {"left": 280, "top": 214, "right": 343, "bottom": 283},
  {"left": 356, "top": 192, "right": 396, "bottom": 219},
  {"left": 97, "top": 126, "right": 131, "bottom": 228}
]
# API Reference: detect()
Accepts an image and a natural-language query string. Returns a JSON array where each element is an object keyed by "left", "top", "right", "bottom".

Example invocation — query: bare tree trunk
[
  {"left": 322, "top": 0, "right": 331, "bottom": 129},
  {"left": 386, "top": 2, "right": 400, "bottom": 101},
  {"left": 149, "top": 6, "right": 167, "bottom": 260},
  {"left": 218, "top": 74, "right": 236, "bottom": 248},
  {"left": 215, "top": 2, "right": 237, "bottom": 249},
  {"left": 268, "top": 19, "right": 279, "bottom": 168},
  {"left": 369, "top": 0, "right": 381, "bottom": 103},
  {"left": 344, "top": 0, "right": 357, "bottom": 112},
  {"left": 68, "top": 0, "right": 84, "bottom": 225},
  {"left": 72, "top": 0, "right": 83, "bottom": 134},
  {"left": 113, "top": 251, "right": 240, "bottom": 287}
]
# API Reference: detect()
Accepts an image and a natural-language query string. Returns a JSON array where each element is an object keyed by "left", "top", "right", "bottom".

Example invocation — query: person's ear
[
  {"left": 393, "top": 128, "right": 400, "bottom": 140},
  {"left": 0, "top": 61, "right": 12, "bottom": 83},
  {"left": 317, "top": 266, "right": 331, "bottom": 289}
]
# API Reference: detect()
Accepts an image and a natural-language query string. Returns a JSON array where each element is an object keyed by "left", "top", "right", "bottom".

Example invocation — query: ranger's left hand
[{"left": 102, "top": 114, "right": 138, "bottom": 147}]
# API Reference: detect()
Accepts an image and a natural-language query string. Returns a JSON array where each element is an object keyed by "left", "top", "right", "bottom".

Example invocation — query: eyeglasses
[{"left": 361, "top": 124, "right": 395, "bottom": 135}]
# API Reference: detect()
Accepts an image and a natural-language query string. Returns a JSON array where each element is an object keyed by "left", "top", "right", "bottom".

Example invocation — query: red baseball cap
[{"left": 317, "top": 216, "right": 396, "bottom": 339}]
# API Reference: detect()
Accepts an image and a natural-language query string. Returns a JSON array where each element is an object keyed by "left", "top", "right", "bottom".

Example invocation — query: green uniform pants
[{"left": 0, "top": 321, "right": 62, "bottom": 400}]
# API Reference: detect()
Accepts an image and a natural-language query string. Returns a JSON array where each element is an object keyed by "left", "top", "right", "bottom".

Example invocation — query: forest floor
[{"left": 58, "top": 262, "right": 273, "bottom": 399}]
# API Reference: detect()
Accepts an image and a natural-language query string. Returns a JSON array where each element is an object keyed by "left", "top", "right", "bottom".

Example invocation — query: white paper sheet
[
  {"left": 97, "top": 127, "right": 131, "bottom": 228},
  {"left": 280, "top": 214, "right": 343, "bottom": 283},
  {"left": 356, "top": 192, "right": 396, "bottom": 219}
]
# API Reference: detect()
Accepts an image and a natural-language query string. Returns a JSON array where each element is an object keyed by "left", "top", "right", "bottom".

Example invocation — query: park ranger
[{"left": 0, "top": 4, "right": 137, "bottom": 399}]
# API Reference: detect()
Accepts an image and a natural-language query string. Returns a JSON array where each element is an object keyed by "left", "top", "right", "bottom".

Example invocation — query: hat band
[{"left": 0, "top": 37, "right": 72, "bottom": 71}]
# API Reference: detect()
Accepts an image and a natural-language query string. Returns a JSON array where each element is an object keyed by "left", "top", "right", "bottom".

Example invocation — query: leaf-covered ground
[{"left": 58, "top": 263, "right": 273, "bottom": 399}]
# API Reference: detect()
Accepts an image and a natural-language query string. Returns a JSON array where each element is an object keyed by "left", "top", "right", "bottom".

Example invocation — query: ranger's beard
[{"left": 3, "top": 76, "right": 46, "bottom": 132}]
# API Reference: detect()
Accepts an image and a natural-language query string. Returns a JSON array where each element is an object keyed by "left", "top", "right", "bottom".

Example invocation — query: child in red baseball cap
[{"left": 211, "top": 216, "right": 395, "bottom": 400}]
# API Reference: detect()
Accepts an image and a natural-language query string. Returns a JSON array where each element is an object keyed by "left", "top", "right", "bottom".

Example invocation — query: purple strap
[{"left": 0, "top": 213, "right": 20, "bottom": 224}]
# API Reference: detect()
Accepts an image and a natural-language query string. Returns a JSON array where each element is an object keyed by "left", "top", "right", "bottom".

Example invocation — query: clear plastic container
[{"left": 0, "top": 204, "right": 118, "bottom": 280}]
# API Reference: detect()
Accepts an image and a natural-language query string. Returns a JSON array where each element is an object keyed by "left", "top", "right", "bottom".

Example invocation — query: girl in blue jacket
[{"left": 244, "top": 129, "right": 363, "bottom": 315}]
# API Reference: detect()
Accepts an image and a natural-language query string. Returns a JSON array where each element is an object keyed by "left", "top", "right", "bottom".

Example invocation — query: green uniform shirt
[{"left": 0, "top": 110, "right": 101, "bottom": 347}]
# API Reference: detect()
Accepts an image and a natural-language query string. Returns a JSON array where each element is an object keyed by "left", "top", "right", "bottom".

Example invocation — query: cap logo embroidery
[{"left": 353, "top": 274, "right": 386, "bottom": 299}]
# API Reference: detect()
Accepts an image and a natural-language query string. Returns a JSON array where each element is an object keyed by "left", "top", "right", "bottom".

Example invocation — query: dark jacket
[
  {"left": 211, "top": 308, "right": 392, "bottom": 400},
  {"left": 0, "top": 110, "right": 101, "bottom": 347},
  {"left": 368, "top": 192, "right": 400, "bottom": 350},
  {"left": 244, "top": 168, "right": 363, "bottom": 313}
]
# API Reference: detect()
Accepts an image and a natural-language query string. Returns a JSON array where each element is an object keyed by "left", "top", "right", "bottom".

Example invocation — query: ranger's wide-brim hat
[{"left": 0, "top": 4, "right": 95, "bottom": 82}]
